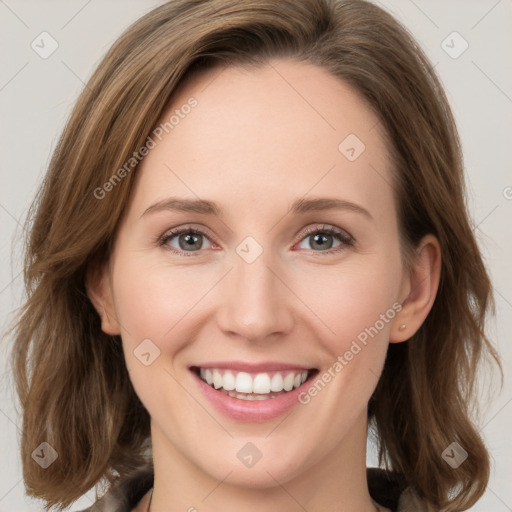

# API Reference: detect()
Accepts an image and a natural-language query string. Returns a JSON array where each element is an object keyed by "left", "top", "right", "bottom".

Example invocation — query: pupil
[
  {"left": 180, "top": 233, "right": 201, "bottom": 251},
  {"left": 312, "top": 233, "right": 332, "bottom": 250}
]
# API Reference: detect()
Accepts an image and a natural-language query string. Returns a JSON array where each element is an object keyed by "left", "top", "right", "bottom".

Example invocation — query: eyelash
[{"left": 157, "top": 224, "right": 355, "bottom": 257}]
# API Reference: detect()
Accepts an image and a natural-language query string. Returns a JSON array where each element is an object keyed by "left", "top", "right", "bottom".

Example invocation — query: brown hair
[{"left": 8, "top": 0, "right": 500, "bottom": 510}]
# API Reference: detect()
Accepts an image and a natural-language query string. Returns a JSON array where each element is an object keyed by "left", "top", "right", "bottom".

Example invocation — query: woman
[{"left": 9, "top": 0, "right": 500, "bottom": 511}]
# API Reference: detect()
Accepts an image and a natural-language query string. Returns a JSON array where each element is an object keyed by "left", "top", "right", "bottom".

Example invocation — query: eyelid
[
  {"left": 158, "top": 223, "right": 355, "bottom": 256},
  {"left": 295, "top": 224, "right": 354, "bottom": 245},
  {"left": 157, "top": 224, "right": 219, "bottom": 253}
]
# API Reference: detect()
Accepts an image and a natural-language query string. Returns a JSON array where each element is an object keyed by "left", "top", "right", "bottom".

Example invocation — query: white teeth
[
  {"left": 225, "top": 390, "right": 284, "bottom": 400},
  {"left": 222, "top": 371, "right": 236, "bottom": 391},
  {"left": 197, "top": 367, "right": 311, "bottom": 397},
  {"left": 270, "top": 373, "right": 284, "bottom": 392},
  {"left": 212, "top": 370, "right": 223, "bottom": 389},
  {"left": 283, "top": 373, "right": 294, "bottom": 391},
  {"left": 252, "top": 373, "right": 271, "bottom": 394},
  {"left": 235, "top": 372, "right": 253, "bottom": 393}
]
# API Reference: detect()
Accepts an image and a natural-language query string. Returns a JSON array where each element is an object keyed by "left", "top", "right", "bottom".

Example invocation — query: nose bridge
[{"left": 216, "top": 243, "right": 293, "bottom": 341}]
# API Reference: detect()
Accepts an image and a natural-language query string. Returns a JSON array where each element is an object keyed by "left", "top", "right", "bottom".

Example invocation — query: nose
[{"left": 216, "top": 250, "right": 294, "bottom": 343}]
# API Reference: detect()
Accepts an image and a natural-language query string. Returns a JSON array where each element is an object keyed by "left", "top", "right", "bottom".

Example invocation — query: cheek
[
  {"left": 294, "top": 265, "right": 401, "bottom": 432},
  {"left": 296, "top": 257, "right": 402, "bottom": 352},
  {"left": 111, "top": 228, "right": 403, "bottom": 356},
  {"left": 111, "top": 257, "right": 212, "bottom": 343},
  {"left": 338, "top": 276, "right": 395, "bottom": 343},
  {"left": 110, "top": 258, "right": 204, "bottom": 416}
]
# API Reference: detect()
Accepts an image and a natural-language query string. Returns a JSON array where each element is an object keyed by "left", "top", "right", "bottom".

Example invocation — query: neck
[{"left": 148, "top": 412, "right": 383, "bottom": 512}]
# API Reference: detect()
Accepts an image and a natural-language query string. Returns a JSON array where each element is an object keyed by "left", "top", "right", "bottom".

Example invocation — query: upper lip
[{"left": 190, "top": 361, "right": 316, "bottom": 373}]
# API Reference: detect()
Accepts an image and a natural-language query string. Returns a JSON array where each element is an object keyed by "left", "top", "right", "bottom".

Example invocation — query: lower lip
[{"left": 191, "top": 370, "right": 315, "bottom": 422}]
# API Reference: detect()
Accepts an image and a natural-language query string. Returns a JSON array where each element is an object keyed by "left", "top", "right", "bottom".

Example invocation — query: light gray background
[{"left": 1, "top": 1, "right": 511, "bottom": 511}]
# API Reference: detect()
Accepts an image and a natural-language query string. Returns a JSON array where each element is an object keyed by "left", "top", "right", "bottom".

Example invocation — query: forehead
[{"left": 130, "top": 59, "right": 394, "bottom": 220}]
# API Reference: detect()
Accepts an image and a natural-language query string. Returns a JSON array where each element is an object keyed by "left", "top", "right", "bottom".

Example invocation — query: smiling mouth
[{"left": 191, "top": 366, "right": 317, "bottom": 401}]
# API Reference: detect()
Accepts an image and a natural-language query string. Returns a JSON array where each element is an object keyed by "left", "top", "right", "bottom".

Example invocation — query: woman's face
[{"left": 98, "top": 59, "right": 410, "bottom": 488}]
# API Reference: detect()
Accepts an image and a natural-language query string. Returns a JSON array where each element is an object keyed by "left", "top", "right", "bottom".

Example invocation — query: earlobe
[
  {"left": 85, "top": 262, "right": 121, "bottom": 336},
  {"left": 389, "top": 321, "right": 409, "bottom": 343},
  {"left": 390, "top": 234, "right": 441, "bottom": 343}
]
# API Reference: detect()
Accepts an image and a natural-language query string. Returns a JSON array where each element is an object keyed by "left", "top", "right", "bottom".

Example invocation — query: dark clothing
[{"left": 79, "top": 466, "right": 433, "bottom": 511}]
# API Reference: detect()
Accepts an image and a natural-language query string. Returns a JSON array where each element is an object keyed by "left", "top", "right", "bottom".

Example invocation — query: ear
[
  {"left": 85, "top": 261, "right": 121, "bottom": 336},
  {"left": 390, "top": 234, "right": 441, "bottom": 343}
]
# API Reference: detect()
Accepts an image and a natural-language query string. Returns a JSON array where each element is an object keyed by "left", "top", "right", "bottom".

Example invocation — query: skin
[{"left": 87, "top": 59, "right": 441, "bottom": 512}]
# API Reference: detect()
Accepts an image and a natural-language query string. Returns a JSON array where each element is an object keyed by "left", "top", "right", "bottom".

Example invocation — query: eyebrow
[{"left": 140, "top": 196, "right": 373, "bottom": 220}]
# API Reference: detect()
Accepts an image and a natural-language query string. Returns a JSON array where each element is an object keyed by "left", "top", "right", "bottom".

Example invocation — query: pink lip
[{"left": 189, "top": 365, "right": 317, "bottom": 423}]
